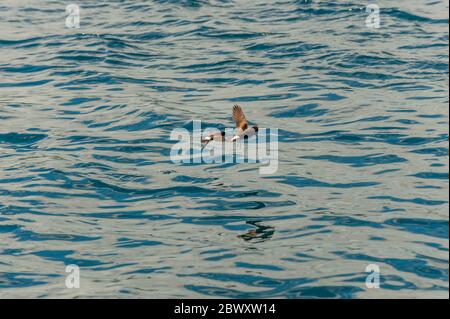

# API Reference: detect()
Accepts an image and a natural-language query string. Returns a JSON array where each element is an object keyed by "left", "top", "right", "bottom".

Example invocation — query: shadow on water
[{"left": 238, "top": 220, "right": 275, "bottom": 243}]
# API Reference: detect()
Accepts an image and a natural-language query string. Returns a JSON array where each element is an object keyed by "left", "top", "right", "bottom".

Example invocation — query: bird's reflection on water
[{"left": 238, "top": 221, "right": 275, "bottom": 243}]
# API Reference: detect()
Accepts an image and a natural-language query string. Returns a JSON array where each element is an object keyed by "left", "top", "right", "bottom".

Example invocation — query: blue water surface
[{"left": 0, "top": 0, "right": 448, "bottom": 298}]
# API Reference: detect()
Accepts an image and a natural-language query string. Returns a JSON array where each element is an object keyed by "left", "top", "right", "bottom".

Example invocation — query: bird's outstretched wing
[{"left": 232, "top": 104, "right": 248, "bottom": 133}]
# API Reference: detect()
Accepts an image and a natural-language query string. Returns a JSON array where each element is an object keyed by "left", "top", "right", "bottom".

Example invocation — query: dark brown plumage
[
  {"left": 232, "top": 104, "right": 248, "bottom": 133},
  {"left": 201, "top": 105, "right": 258, "bottom": 144}
]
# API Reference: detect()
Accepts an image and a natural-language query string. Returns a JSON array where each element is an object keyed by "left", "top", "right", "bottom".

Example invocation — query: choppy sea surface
[{"left": 0, "top": 0, "right": 448, "bottom": 298}]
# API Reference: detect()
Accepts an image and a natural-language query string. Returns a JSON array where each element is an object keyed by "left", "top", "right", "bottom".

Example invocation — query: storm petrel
[
  {"left": 231, "top": 104, "right": 258, "bottom": 142},
  {"left": 201, "top": 105, "right": 258, "bottom": 145}
]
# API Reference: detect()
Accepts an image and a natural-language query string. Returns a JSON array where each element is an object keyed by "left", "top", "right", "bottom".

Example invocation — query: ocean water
[{"left": 0, "top": 0, "right": 448, "bottom": 298}]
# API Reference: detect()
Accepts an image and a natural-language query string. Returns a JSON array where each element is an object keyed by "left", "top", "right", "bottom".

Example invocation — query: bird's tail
[
  {"left": 201, "top": 136, "right": 212, "bottom": 144},
  {"left": 201, "top": 136, "right": 212, "bottom": 151}
]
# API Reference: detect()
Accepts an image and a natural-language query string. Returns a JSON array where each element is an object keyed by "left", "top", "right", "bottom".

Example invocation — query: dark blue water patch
[
  {"left": 381, "top": 83, "right": 434, "bottom": 92},
  {"left": 337, "top": 53, "right": 408, "bottom": 68},
  {"left": 54, "top": 75, "right": 123, "bottom": 89},
  {"left": 411, "top": 147, "right": 449, "bottom": 157},
  {"left": 286, "top": 285, "right": 364, "bottom": 299},
  {"left": 281, "top": 252, "right": 333, "bottom": 264},
  {"left": 123, "top": 266, "right": 171, "bottom": 275},
  {"left": 184, "top": 275, "right": 363, "bottom": 298},
  {"left": 343, "top": 274, "right": 417, "bottom": 291},
  {"left": 215, "top": 189, "right": 281, "bottom": 199},
  {"left": 225, "top": 93, "right": 298, "bottom": 102},
  {"left": 19, "top": 6, "right": 62, "bottom": 13},
  {"left": 91, "top": 262, "right": 137, "bottom": 272},
  {"left": 32, "top": 250, "right": 107, "bottom": 267},
  {"left": 384, "top": 218, "right": 449, "bottom": 239},
  {"left": 312, "top": 215, "right": 383, "bottom": 229},
  {"left": 39, "top": 174, "right": 242, "bottom": 202},
  {"left": 300, "top": 153, "right": 407, "bottom": 167},
  {"left": 279, "top": 224, "right": 327, "bottom": 236},
  {"left": 14, "top": 228, "right": 101, "bottom": 243},
  {"left": 91, "top": 153, "right": 154, "bottom": 166},
  {"left": 174, "top": 76, "right": 265, "bottom": 86},
  {"left": 416, "top": 185, "right": 443, "bottom": 190},
  {"left": 83, "top": 210, "right": 175, "bottom": 221},
  {"left": 294, "top": 131, "right": 448, "bottom": 147},
  {"left": 193, "top": 199, "right": 295, "bottom": 212},
  {"left": 61, "top": 97, "right": 102, "bottom": 106},
  {"left": 235, "top": 262, "right": 284, "bottom": 271},
  {"left": 172, "top": 175, "right": 217, "bottom": 184},
  {"left": 336, "top": 133, "right": 447, "bottom": 146},
  {"left": 406, "top": 95, "right": 447, "bottom": 101},
  {"left": 327, "top": 70, "right": 401, "bottom": 81},
  {"left": 369, "top": 206, "right": 406, "bottom": 214},
  {"left": 0, "top": 204, "right": 66, "bottom": 217},
  {"left": 245, "top": 40, "right": 328, "bottom": 55},
  {"left": 0, "top": 64, "right": 57, "bottom": 73},
  {"left": 0, "top": 186, "right": 105, "bottom": 201},
  {"left": 180, "top": 272, "right": 316, "bottom": 298},
  {"left": 200, "top": 249, "right": 233, "bottom": 256},
  {"left": 105, "top": 113, "right": 183, "bottom": 132},
  {"left": 0, "top": 224, "right": 20, "bottom": 233},
  {"left": 295, "top": 0, "right": 356, "bottom": 11},
  {"left": 374, "top": 169, "right": 402, "bottom": 175},
  {"left": 396, "top": 119, "right": 420, "bottom": 125},
  {"left": 0, "top": 221, "right": 100, "bottom": 241},
  {"left": 55, "top": 49, "right": 106, "bottom": 63},
  {"left": 0, "top": 36, "right": 47, "bottom": 47},
  {"left": 388, "top": 109, "right": 417, "bottom": 113},
  {"left": 369, "top": 236, "right": 386, "bottom": 241},
  {"left": 334, "top": 251, "right": 448, "bottom": 280},
  {"left": 0, "top": 79, "right": 52, "bottom": 87},
  {"left": 179, "top": 213, "right": 305, "bottom": 228},
  {"left": 276, "top": 129, "right": 305, "bottom": 143},
  {"left": 418, "top": 114, "right": 445, "bottom": 119},
  {"left": 193, "top": 26, "right": 266, "bottom": 40},
  {"left": 71, "top": 161, "right": 114, "bottom": 172},
  {"left": 175, "top": 59, "right": 267, "bottom": 74},
  {"left": 268, "top": 81, "right": 326, "bottom": 91},
  {"left": 93, "top": 142, "right": 169, "bottom": 155},
  {"left": 0, "top": 248, "right": 23, "bottom": 256},
  {"left": 410, "top": 172, "right": 449, "bottom": 180},
  {"left": 401, "top": 39, "right": 448, "bottom": 49},
  {"left": 181, "top": 285, "right": 244, "bottom": 298},
  {"left": 416, "top": 253, "right": 449, "bottom": 265},
  {"left": 361, "top": 126, "right": 408, "bottom": 131},
  {"left": 414, "top": 241, "right": 449, "bottom": 252},
  {"left": 368, "top": 196, "right": 447, "bottom": 206},
  {"left": 224, "top": 222, "right": 259, "bottom": 232},
  {"left": 115, "top": 237, "right": 164, "bottom": 248},
  {"left": 267, "top": 175, "right": 379, "bottom": 189},
  {"left": 264, "top": 43, "right": 329, "bottom": 59},
  {"left": 0, "top": 272, "right": 58, "bottom": 289},
  {"left": 204, "top": 254, "right": 237, "bottom": 262},
  {"left": 412, "top": 59, "right": 449, "bottom": 73},
  {"left": 0, "top": 132, "right": 47, "bottom": 145},
  {"left": 270, "top": 103, "right": 328, "bottom": 118}
]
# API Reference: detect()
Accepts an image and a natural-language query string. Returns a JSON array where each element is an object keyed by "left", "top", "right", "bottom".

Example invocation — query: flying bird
[
  {"left": 201, "top": 104, "right": 258, "bottom": 146},
  {"left": 201, "top": 131, "right": 225, "bottom": 147},
  {"left": 231, "top": 104, "right": 258, "bottom": 142}
]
